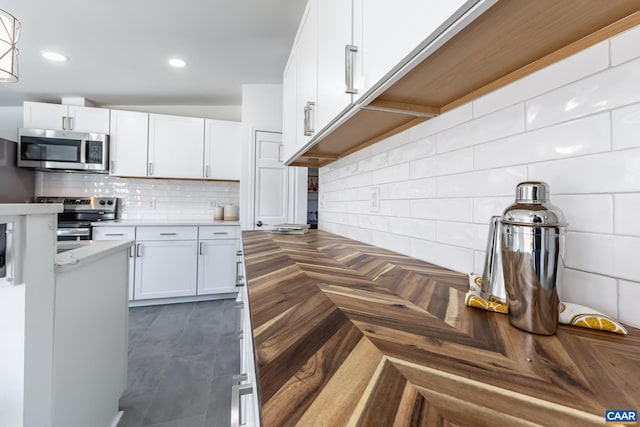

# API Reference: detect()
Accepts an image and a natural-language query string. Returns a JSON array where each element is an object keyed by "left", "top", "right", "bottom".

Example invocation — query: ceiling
[{"left": 0, "top": 0, "right": 306, "bottom": 107}]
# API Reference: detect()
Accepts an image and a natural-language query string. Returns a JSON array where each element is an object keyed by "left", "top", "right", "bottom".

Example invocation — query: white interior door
[{"left": 254, "top": 131, "right": 287, "bottom": 230}]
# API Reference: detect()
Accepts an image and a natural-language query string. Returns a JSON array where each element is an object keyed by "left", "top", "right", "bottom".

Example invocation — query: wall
[
  {"left": 0, "top": 138, "right": 34, "bottom": 202},
  {"left": 319, "top": 25, "right": 640, "bottom": 328},
  {"left": 36, "top": 172, "right": 239, "bottom": 220},
  {"left": 240, "top": 84, "right": 306, "bottom": 229},
  {"left": 0, "top": 107, "right": 22, "bottom": 141}
]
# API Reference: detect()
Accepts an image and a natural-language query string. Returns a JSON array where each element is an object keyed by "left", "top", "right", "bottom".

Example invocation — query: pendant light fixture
[{"left": 0, "top": 8, "right": 21, "bottom": 82}]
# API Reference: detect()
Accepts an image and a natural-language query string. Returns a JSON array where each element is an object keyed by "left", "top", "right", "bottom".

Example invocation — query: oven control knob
[
  {"left": 107, "top": 200, "right": 114, "bottom": 205},
  {"left": 99, "top": 200, "right": 106, "bottom": 205}
]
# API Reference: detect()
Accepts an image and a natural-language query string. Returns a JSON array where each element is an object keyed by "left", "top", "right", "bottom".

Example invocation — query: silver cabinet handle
[
  {"left": 136, "top": 243, "right": 142, "bottom": 257},
  {"left": 236, "top": 251, "right": 243, "bottom": 256},
  {"left": 278, "top": 144, "right": 283, "bottom": 163},
  {"left": 205, "top": 165, "right": 210, "bottom": 178},
  {"left": 199, "top": 242, "right": 204, "bottom": 255},
  {"left": 129, "top": 246, "right": 135, "bottom": 258},
  {"left": 159, "top": 232, "right": 177, "bottom": 236},
  {"left": 213, "top": 232, "right": 228, "bottom": 235},
  {"left": 345, "top": 44, "right": 358, "bottom": 94},
  {"left": 235, "top": 301, "right": 244, "bottom": 338},
  {"left": 105, "top": 233, "right": 124, "bottom": 236},
  {"left": 148, "top": 162, "right": 153, "bottom": 176},
  {"left": 231, "top": 382, "right": 253, "bottom": 427},
  {"left": 303, "top": 101, "right": 315, "bottom": 136},
  {"left": 68, "top": 116, "right": 74, "bottom": 130},
  {"left": 110, "top": 160, "right": 115, "bottom": 173},
  {"left": 62, "top": 116, "right": 67, "bottom": 130}
]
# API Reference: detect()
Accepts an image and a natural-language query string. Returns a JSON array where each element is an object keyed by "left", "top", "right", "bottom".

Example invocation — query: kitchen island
[{"left": 242, "top": 230, "right": 640, "bottom": 427}]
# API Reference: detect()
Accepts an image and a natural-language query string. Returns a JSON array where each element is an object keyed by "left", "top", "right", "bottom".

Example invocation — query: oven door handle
[{"left": 57, "top": 228, "right": 91, "bottom": 237}]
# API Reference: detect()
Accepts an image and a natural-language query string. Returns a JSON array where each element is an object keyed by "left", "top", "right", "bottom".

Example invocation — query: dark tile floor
[{"left": 118, "top": 299, "right": 240, "bottom": 427}]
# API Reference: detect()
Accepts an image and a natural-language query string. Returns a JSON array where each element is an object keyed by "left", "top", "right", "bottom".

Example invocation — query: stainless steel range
[{"left": 37, "top": 196, "right": 119, "bottom": 241}]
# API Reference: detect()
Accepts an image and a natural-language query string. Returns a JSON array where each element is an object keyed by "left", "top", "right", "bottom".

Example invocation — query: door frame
[{"left": 245, "top": 127, "right": 307, "bottom": 231}]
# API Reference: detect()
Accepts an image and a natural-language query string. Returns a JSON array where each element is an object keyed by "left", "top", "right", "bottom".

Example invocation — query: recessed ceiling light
[
  {"left": 168, "top": 58, "right": 187, "bottom": 68},
  {"left": 41, "top": 51, "right": 69, "bottom": 62}
]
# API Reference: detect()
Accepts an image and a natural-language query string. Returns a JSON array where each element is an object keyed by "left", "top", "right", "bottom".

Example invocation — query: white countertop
[
  {"left": 92, "top": 219, "right": 240, "bottom": 227},
  {"left": 0, "top": 203, "right": 63, "bottom": 216},
  {"left": 55, "top": 240, "right": 135, "bottom": 273}
]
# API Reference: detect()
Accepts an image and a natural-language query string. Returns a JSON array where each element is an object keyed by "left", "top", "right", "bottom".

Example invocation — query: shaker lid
[{"left": 501, "top": 181, "right": 567, "bottom": 227}]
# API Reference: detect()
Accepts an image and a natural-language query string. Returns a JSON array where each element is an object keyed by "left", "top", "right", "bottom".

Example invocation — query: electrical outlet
[{"left": 370, "top": 187, "right": 380, "bottom": 213}]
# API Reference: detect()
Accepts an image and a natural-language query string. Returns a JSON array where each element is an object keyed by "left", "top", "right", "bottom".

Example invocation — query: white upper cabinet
[
  {"left": 354, "top": 0, "right": 467, "bottom": 96},
  {"left": 109, "top": 109, "right": 149, "bottom": 177},
  {"left": 316, "top": 0, "right": 354, "bottom": 132},
  {"left": 23, "top": 101, "right": 110, "bottom": 134},
  {"left": 148, "top": 114, "right": 205, "bottom": 179},
  {"left": 204, "top": 119, "right": 242, "bottom": 181},
  {"left": 295, "top": 0, "right": 318, "bottom": 148},
  {"left": 282, "top": 51, "right": 297, "bottom": 161}
]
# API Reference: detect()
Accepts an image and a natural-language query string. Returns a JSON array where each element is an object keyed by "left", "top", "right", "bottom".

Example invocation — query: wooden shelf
[{"left": 288, "top": 0, "right": 640, "bottom": 167}]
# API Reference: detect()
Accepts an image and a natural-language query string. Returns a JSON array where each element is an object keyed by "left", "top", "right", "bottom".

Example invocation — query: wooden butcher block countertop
[{"left": 242, "top": 230, "right": 640, "bottom": 427}]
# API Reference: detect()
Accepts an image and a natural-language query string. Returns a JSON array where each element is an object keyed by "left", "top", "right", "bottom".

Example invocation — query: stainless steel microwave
[{"left": 17, "top": 128, "right": 109, "bottom": 173}]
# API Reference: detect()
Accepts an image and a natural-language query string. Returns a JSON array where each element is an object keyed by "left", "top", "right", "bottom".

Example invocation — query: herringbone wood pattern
[{"left": 243, "top": 231, "right": 640, "bottom": 427}]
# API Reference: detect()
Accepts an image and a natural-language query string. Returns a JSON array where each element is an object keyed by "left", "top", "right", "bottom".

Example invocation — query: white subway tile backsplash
[
  {"left": 528, "top": 149, "right": 640, "bottom": 194},
  {"left": 612, "top": 103, "right": 640, "bottom": 150},
  {"left": 437, "top": 166, "right": 527, "bottom": 198},
  {"left": 410, "top": 238, "right": 474, "bottom": 273},
  {"left": 558, "top": 269, "right": 618, "bottom": 318},
  {"left": 37, "top": 172, "right": 239, "bottom": 220},
  {"left": 474, "top": 42, "right": 609, "bottom": 117},
  {"left": 358, "top": 214, "right": 389, "bottom": 231},
  {"left": 371, "top": 231, "right": 411, "bottom": 256},
  {"left": 386, "top": 178, "right": 437, "bottom": 200},
  {"left": 553, "top": 195, "right": 613, "bottom": 234},
  {"left": 474, "top": 113, "right": 610, "bottom": 170},
  {"left": 473, "top": 197, "right": 513, "bottom": 224},
  {"left": 410, "top": 198, "right": 473, "bottom": 222},
  {"left": 618, "top": 280, "right": 640, "bottom": 328},
  {"left": 614, "top": 194, "right": 640, "bottom": 236},
  {"left": 610, "top": 25, "right": 640, "bottom": 66},
  {"left": 317, "top": 27, "right": 640, "bottom": 317},
  {"left": 436, "top": 221, "right": 488, "bottom": 251},
  {"left": 388, "top": 136, "right": 436, "bottom": 165},
  {"left": 526, "top": 57, "right": 640, "bottom": 130},
  {"left": 564, "top": 232, "right": 640, "bottom": 282},
  {"left": 437, "top": 104, "right": 524, "bottom": 153},
  {"left": 372, "top": 163, "right": 410, "bottom": 184},
  {"left": 380, "top": 200, "right": 411, "bottom": 216},
  {"left": 408, "top": 103, "right": 472, "bottom": 142},
  {"left": 359, "top": 153, "right": 389, "bottom": 172},
  {"left": 388, "top": 217, "right": 436, "bottom": 241},
  {"left": 409, "top": 148, "right": 473, "bottom": 179}
]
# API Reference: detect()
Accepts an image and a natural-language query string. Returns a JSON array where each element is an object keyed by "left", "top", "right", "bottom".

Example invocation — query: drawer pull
[
  {"left": 213, "top": 232, "right": 228, "bottom": 235},
  {"left": 231, "top": 382, "right": 253, "bottom": 427},
  {"left": 159, "top": 232, "right": 177, "bottom": 236},
  {"left": 105, "top": 233, "right": 124, "bottom": 236}
]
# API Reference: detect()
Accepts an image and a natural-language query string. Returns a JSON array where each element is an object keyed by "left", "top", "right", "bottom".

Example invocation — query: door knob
[{"left": 256, "top": 220, "right": 263, "bottom": 227}]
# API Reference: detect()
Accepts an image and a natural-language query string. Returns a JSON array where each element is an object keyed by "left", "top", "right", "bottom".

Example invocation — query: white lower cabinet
[
  {"left": 94, "top": 225, "right": 240, "bottom": 302},
  {"left": 198, "top": 239, "right": 239, "bottom": 295},
  {"left": 93, "top": 226, "right": 136, "bottom": 300},
  {"left": 134, "top": 240, "right": 198, "bottom": 300}
]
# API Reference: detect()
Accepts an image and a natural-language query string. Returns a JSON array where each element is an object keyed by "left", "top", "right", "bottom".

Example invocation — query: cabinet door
[
  {"left": 67, "top": 106, "right": 110, "bottom": 134},
  {"left": 134, "top": 240, "right": 198, "bottom": 299},
  {"left": 316, "top": 0, "right": 353, "bottom": 132},
  {"left": 282, "top": 51, "right": 297, "bottom": 163},
  {"left": 109, "top": 110, "right": 149, "bottom": 177},
  {"left": 93, "top": 226, "right": 136, "bottom": 300},
  {"left": 204, "top": 120, "right": 242, "bottom": 180},
  {"left": 148, "top": 114, "right": 205, "bottom": 179},
  {"left": 355, "top": 0, "right": 466, "bottom": 95},
  {"left": 295, "top": 0, "right": 318, "bottom": 149},
  {"left": 23, "top": 101, "right": 68, "bottom": 130},
  {"left": 197, "top": 239, "right": 238, "bottom": 295}
]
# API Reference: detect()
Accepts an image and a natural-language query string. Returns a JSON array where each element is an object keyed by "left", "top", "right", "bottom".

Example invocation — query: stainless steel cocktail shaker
[{"left": 500, "top": 182, "right": 566, "bottom": 335}]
